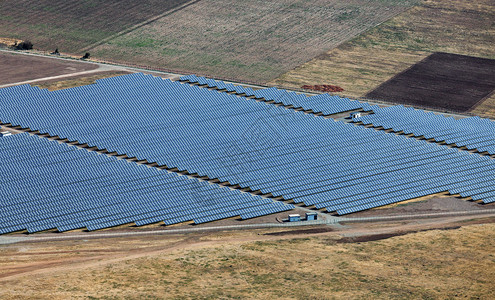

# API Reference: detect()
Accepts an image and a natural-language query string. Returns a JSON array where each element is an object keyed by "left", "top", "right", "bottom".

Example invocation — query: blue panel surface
[
  {"left": 0, "top": 133, "right": 293, "bottom": 234},
  {"left": 0, "top": 74, "right": 493, "bottom": 219}
]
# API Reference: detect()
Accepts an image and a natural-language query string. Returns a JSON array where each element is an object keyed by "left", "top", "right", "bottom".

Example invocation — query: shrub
[{"left": 15, "top": 40, "right": 33, "bottom": 50}]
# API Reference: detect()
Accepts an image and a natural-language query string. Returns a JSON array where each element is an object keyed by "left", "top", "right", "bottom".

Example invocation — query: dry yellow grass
[
  {"left": 0, "top": 37, "right": 22, "bottom": 47},
  {"left": 373, "top": 191, "right": 450, "bottom": 210},
  {"left": 471, "top": 92, "right": 495, "bottom": 119},
  {"left": 271, "top": 0, "right": 495, "bottom": 101},
  {"left": 1, "top": 223, "right": 494, "bottom": 299},
  {"left": 33, "top": 71, "right": 131, "bottom": 91}
]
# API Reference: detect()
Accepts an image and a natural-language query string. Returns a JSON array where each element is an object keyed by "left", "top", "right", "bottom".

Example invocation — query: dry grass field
[
  {"left": 0, "top": 0, "right": 188, "bottom": 53},
  {"left": 1, "top": 221, "right": 494, "bottom": 299},
  {"left": 90, "top": 0, "right": 417, "bottom": 83},
  {"left": 271, "top": 0, "right": 495, "bottom": 115}
]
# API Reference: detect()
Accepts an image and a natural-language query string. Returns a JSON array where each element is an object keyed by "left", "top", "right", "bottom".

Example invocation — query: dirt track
[{"left": 0, "top": 51, "right": 99, "bottom": 85}]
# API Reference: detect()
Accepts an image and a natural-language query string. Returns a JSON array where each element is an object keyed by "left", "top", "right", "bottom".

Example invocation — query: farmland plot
[
  {"left": 91, "top": 0, "right": 418, "bottom": 83},
  {"left": 366, "top": 52, "right": 495, "bottom": 113},
  {"left": 271, "top": 0, "right": 495, "bottom": 105},
  {"left": 0, "top": 0, "right": 189, "bottom": 53}
]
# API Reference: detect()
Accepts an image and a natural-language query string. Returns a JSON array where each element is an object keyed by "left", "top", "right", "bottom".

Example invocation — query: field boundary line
[{"left": 81, "top": 0, "right": 202, "bottom": 53}]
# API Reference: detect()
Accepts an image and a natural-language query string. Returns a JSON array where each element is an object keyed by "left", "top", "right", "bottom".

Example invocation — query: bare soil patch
[
  {"left": 32, "top": 70, "right": 132, "bottom": 91},
  {"left": 265, "top": 225, "right": 470, "bottom": 242},
  {"left": 337, "top": 226, "right": 466, "bottom": 243},
  {"left": 263, "top": 227, "right": 333, "bottom": 236},
  {"left": 339, "top": 232, "right": 409, "bottom": 243},
  {"left": 0, "top": 52, "right": 98, "bottom": 85},
  {"left": 365, "top": 52, "right": 495, "bottom": 112},
  {"left": 302, "top": 84, "right": 344, "bottom": 93}
]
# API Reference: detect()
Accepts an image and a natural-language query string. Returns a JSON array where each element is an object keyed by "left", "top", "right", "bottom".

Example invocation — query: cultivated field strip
[
  {"left": 179, "top": 75, "right": 379, "bottom": 116},
  {"left": 90, "top": 0, "right": 418, "bottom": 82},
  {"left": 0, "top": 0, "right": 189, "bottom": 53},
  {"left": 0, "top": 73, "right": 493, "bottom": 215},
  {"left": 352, "top": 106, "right": 495, "bottom": 155},
  {"left": 0, "top": 133, "right": 293, "bottom": 234},
  {"left": 271, "top": 0, "right": 495, "bottom": 104}
]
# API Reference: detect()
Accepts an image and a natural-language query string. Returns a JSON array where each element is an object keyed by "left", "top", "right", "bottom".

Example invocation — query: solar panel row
[
  {"left": 0, "top": 73, "right": 493, "bottom": 218},
  {"left": 0, "top": 133, "right": 293, "bottom": 234},
  {"left": 179, "top": 74, "right": 379, "bottom": 115},
  {"left": 352, "top": 106, "right": 495, "bottom": 155}
]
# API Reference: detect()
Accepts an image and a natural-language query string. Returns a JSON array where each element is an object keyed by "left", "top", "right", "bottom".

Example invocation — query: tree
[
  {"left": 81, "top": 52, "right": 90, "bottom": 59},
  {"left": 15, "top": 41, "right": 33, "bottom": 50}
]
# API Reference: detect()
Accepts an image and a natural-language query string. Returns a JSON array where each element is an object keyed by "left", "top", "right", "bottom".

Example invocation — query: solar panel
[
  {"left": 180, "top": 75, "right": 378, "bottom": 115},
  {"left": 353, "top": 106, "right": 495, "bottom": 154},
  {"left": 0, "top": 73, "right": 492, "bottom": 219},
  {"left": 0, "top": 133, "right": 293, "bottom": 234}
]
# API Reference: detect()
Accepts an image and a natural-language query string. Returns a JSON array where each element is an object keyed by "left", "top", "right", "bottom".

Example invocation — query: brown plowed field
[
  {"left": 0, "top": 52, "right": 98, "bottom": 85},
  {"left": 365, "top": 52, "right": 495, "bottom": 112}
]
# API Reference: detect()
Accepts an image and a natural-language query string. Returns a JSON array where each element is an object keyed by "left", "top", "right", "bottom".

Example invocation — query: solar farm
[
  {"left": 1, "top": 1, "right": 495, "bottom": 298},
  {"left": 0, "top": 73, "right": 493, "bottom": 234}
]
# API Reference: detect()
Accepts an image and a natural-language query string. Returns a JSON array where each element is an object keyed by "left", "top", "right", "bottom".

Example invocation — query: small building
[
  {"left": 0, "top": 131, "right": 12, "bottom": 137},
  {"left": 306, "top": 212, "right": 317, "bottom": 221},
  {"left": 288, "top": 214, "right": 301, "bottom": 222},
  {"left": 350, "top": 112, "right": 362, "bottom": 119}
]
